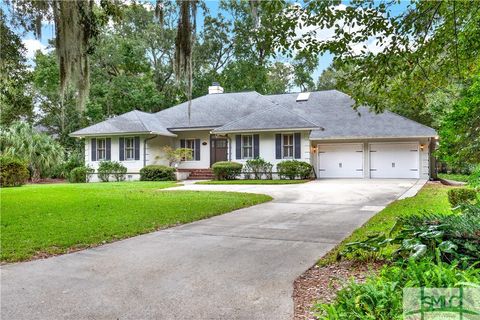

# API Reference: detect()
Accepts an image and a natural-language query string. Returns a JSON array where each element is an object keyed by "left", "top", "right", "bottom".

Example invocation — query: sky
[{"left": 4, "top": 0, "right": 410, "bottom": 86}]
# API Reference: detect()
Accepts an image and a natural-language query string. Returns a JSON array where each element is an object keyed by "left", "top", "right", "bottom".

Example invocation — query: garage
[
  {"left": 317, "top": 143, "right": 364, "bottom": 178},
  {"left": 369, "top": 143, "right": 419, "bottom": 178}
]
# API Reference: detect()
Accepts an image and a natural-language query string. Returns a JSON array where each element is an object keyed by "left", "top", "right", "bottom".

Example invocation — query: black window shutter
[
  {"left": 119, "top": 137, "right": 124, "bottom": 161},
  {"left": 106, "top": 138, "right": 111, "bottom": 160},
  {"left": 294, "top": 132, "right": 301, "bottom": 159},
  {"left": 180, "top": 139, "right": 185, "bottom": 148},
  {"left": 253, "top": 134, "right": 260, "bottom": 158},
  {"left": 195, "top": 139, "right": 201, "bottom": 160},
  {"left": 275, "top": 134, "right": 282, "bottom": 159},
  {"left": 235, "top": 135, "right": 241, "bottom": 159},
  {"left": 134, "top": 136, "right": 140, "bottom": 160},
  {"left": 91, "top": 138, "right": 97, "bottom": 161}
]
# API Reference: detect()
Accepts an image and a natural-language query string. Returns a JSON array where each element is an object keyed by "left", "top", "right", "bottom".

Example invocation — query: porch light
[
  {"left": 420, "top": 144, "right": 425, "bottom": 151},
  {"left": 311, "top": 146, "right": 317, "bottom": 153}
]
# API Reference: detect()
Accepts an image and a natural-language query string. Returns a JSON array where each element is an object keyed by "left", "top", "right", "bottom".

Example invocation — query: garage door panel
[
  {"left": 369, "top": 143, "right": 419, "bottom": 178},
  {"left": 318, "top": 144, "right": 363, "bottom": 178}
]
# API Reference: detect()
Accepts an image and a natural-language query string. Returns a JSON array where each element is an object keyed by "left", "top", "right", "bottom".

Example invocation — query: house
[{"left": 70, "top": 84, "right": 437, "bottom": 181}]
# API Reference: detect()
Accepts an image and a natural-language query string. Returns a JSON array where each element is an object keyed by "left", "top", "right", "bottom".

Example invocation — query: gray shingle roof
[
  {"left": 71, "top": 90, "right": 436, "bottom": 139},
  {"left": 153, "top": 91, "right": 281, "bottom": 129},
  {"left": 212, "top": 104, "right": 320, "bottom": 133},
  {"left": 70, "top": 110, "right": 176, "bottom": 137},
  {"left": 267, "top": 90, "right": 437, "bottom": 139}
]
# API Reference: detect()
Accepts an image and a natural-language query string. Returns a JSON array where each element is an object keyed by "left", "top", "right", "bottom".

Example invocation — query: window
[
  {"left": 184, "top": 139, "right": 195, "bottom": 160},
  {"left": 282, "top": 134, "right": 294, "bottom": 158},
  {"left": 97, "top": 138, "right": 106, "bottom": 161},
  {"left": 124, "top": 137, "right": 135, "bottom": 160},
  {"left": 242, "top": 135, "right": 253, "bottom": 159}
]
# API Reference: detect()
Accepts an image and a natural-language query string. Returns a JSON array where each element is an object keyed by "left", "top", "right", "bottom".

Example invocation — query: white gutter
[{"left": 70, "top": 131, "right": 177, "bottom": 138}]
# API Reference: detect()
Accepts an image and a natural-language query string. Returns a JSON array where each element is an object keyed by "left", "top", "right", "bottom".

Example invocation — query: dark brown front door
[{"left": 211, "top": 137, "right": 228, "bottom": 166}]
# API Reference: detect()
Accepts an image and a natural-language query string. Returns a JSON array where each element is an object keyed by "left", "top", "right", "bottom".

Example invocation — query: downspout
[
  {"left": 226, "top": 134, "right": 232, "bottom": 161},
  {"left": 144, "top": 135, "right": 158, "bottom": 167}
]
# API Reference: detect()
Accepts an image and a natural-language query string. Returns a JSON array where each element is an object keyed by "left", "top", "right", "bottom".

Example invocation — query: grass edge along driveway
[
  {"left": 317, "top": 183, "right": 455, "bottom": 266},
  {"left": 196, "top": 179, "right": 310, "bottom": 185},
  {"left": 1, "top": 182, "right": 272, "bottom": 263}
]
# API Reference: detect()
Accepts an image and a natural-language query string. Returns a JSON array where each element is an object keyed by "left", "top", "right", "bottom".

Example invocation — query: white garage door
[
  {"left": 318, "top": 144, "right": 364, "bottom": 178},
  {"left": 369, "top": 143, "right": 419, "bottom": 178}
]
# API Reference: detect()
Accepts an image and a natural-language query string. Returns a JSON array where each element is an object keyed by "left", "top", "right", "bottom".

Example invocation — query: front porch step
[{"left": 179, "top": 168, "right": 215, "bottom": 180}]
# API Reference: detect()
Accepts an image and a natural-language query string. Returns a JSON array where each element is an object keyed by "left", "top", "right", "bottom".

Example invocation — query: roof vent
[
  {"left": 208, "top": 82, "right": 224, "bottom": 94},
  {"left": 296, "top": 92, "right": 310, "bottom": 102}
]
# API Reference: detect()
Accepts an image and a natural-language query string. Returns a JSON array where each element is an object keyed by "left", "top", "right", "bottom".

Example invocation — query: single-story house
[{"left": 71, "top": 84, "right": 437, "bottom": 181}]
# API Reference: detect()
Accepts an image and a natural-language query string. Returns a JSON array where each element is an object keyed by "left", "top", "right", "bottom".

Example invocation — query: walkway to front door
[{"left": 210, "top": 136, "right": 228, "bottom": 166}]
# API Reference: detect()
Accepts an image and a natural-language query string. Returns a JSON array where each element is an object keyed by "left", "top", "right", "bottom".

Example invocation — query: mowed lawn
[
  {"left": 318, "top": 183, "right": 456, "bottom": 265},
  {"left": 1, "top": 182, "right": 271, "bottom": 262}
]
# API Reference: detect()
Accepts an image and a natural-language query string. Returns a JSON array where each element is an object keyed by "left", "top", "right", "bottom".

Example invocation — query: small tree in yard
[{"left": 161, "top": 146, "right": 193, "bottom": 166}]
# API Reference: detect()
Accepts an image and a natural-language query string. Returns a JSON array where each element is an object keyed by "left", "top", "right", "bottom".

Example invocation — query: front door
[{"left": 210, "top": 137, "right": 228, "bottom": 166}]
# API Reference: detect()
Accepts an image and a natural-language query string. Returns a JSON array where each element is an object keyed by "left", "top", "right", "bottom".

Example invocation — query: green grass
[
  {"left": 438, "top": 173, "right": 470, "bottom": 182},
  {"left": 318, "top": 183, "right": 454, "bottom": 266},
  {"left": 0, "top": 181, "right": 271, "bottom": 262},
  {"left": 196, "top": 179, "right": 310, "bottom": 185}
]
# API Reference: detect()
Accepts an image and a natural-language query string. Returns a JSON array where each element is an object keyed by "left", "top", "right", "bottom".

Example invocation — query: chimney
[{"left": 208, "top": 82, "right": 224, "bottom": 94}]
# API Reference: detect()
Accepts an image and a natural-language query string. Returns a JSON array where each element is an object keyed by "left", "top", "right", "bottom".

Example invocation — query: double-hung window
[
  {"left": 282, "top": 134, "right": 294, "bottom": 159},
  {"left": 242, "top": 135, "right": 253, "bottom": 159},
  {"left": 124, "top": 137, "right": 135, "bottom": 160},
  {"left": 97, "top": 138, "right": 106, "bottom": 161},
  {"left": 184, "top": 139, "right": 195, "bottom": 160}
]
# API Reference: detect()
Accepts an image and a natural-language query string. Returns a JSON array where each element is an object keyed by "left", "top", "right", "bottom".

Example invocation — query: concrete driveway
[{"left": 1, "top": 179, "right": 419, "bottom": 320}]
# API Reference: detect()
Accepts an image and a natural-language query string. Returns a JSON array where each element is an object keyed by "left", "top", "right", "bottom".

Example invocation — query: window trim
[
  {"left": 241, "top": 134, "right": 253, "bottom": 159},
  {"left": 183, "top": 138, "right": 197, "bottom": 161},
  {"left": 282, "top": 133, "right": 294, "bottom": 159},
  {"left": 96, "top": 138, "right": 107, "bottom": 161},
  {"left": 124, "top": 136, "right": 135, "bottom": 161}
]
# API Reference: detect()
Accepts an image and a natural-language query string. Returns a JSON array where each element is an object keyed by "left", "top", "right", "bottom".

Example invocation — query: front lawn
[
  {"left": 318, "top": 183, "right": 454, "bottom": 266},
  {"left": 438, "top": 172, "right": 470, "bottom": 182},
  {"left": 196, "top": 179, "right": 310, "bottom": 185},
  {"left": 0, "top": 182, "right": 271, "bottom": 262}
]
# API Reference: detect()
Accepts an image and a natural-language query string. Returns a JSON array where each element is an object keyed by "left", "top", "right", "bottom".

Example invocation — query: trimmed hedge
[
  {"left": 212, "top": 161, "right": 243, "bottom": 180},
  {"left": 97, "top": 161, "right": 127, "bottom": 182},
  {"left": 277, "top": 160, "right": 313, "bottom": 180},
  {"left": 140, "top": 165, "right": 176, "bottom": 181},
  {"left": 0, "top": 156, "right": 29, "bottom": 187},
  {"left": 447, "top": 188, "right": 478, "bottom": 207},
  {"left": 68, "top": 166, "right": 94, "bottom": 183}
]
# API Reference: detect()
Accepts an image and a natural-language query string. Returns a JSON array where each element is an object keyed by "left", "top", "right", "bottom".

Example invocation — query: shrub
[
  {"left": 448, "top": 188, "right": 478, "bottom": 207},
  {"left": 97, "top": 161, "right": 127, "bottom": 182},
  {"left": 0, "top": 156, "right": 29, "bottom": 187},
  {"left": 212, "top": 161, "right": 242, "bottom": 180},
  {"left": 339, "top": 205, "right": 480, "bottom": 267},
  {"left": 277, "top": 160, "right": 313, "bottom": 179},
  {"left": 469, "top": 165, "right": 480, "bottom": 189},
  {"left": 244, "top": 158, "right": 273, "bottom": 179},
  {"left": 140, "top": 165, "right": 176, "bottom": 181},
  {"left": 68, "top": 166, "right": 94, "bottom": 183},
  {"left": 314, "top": 259, "right": 480, "bottom": 319}
]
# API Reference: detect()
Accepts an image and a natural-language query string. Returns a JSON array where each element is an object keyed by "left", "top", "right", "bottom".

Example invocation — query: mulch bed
[
  {"left": 293, "top": 260, "right": 384, "bottom": 320},
  {"left": 27, "top": 178, "right": 67, "bottom": 184}
]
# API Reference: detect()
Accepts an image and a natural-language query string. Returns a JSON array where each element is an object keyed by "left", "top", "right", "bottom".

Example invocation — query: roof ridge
[
  {"left": 131, "top": 110, "right": 150, "bottom": 132},
  {"left": 263, "top": 95, "right": 322, "bottom": 128}
]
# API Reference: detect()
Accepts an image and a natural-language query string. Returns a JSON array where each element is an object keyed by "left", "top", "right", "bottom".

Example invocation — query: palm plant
[{"left": 1, "top": 122, "right": 64, "bottom": 181}]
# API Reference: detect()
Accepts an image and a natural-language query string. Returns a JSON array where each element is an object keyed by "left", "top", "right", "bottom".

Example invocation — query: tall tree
[{"left": 0, "top": 9, "right": 33, "bottom": 126}]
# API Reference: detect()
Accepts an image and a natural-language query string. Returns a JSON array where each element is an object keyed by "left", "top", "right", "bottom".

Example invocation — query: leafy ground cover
[
  {"left": 0, "top": 182, "right": 271, "bottom": 262},
  {"left": 438, "top": 173, "right": 470, "bottom": 182},
  {"left": 196, "top": 179, "right": 310, "bottom": 185}
]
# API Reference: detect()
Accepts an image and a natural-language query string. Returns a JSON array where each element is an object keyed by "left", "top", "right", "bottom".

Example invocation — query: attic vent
[{"left": 296, "top": 92, "right": 310, "bottom": 102}]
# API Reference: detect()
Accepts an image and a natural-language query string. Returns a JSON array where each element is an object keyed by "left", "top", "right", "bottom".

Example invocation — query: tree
[
  {"left": 0, "top": 122, "right": 65, "bottom": 181},
  {"left": 0, "top": 9, "right": 33, "bottom": 126},
  {"left": 437, "top": 75, "right": 480, "bottom": 167}
]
